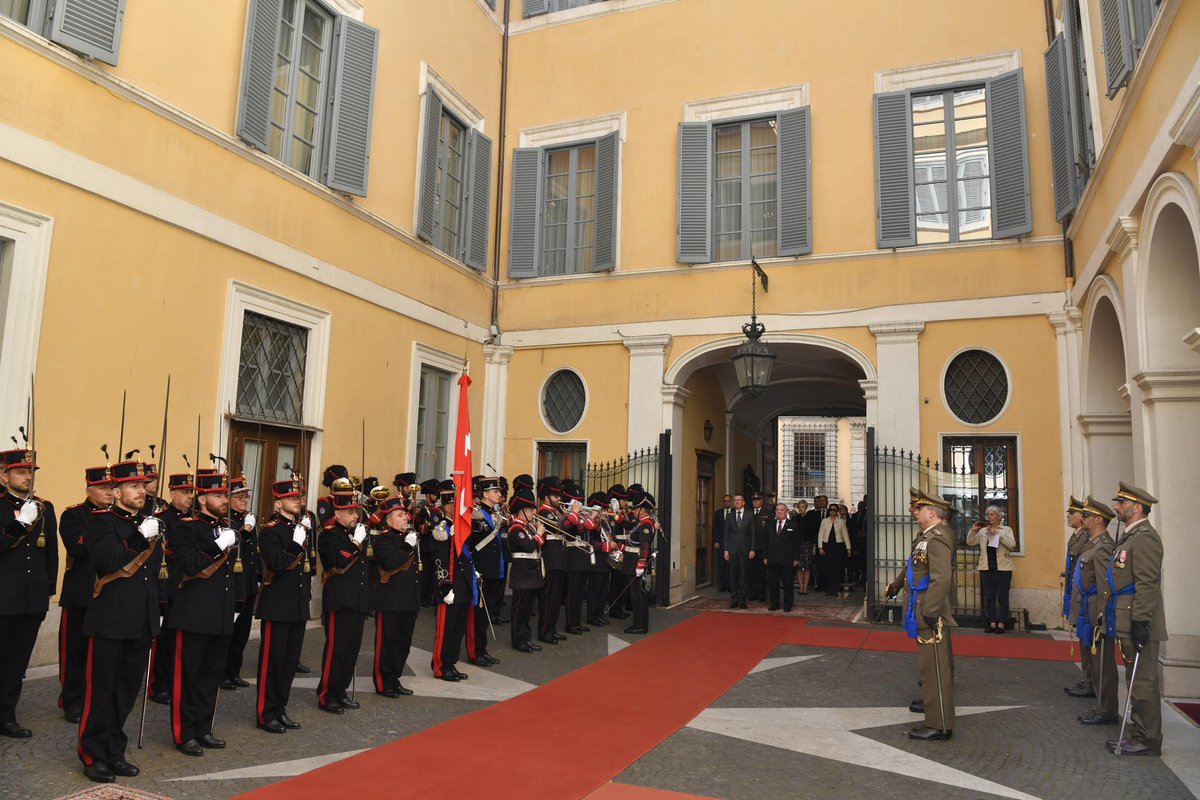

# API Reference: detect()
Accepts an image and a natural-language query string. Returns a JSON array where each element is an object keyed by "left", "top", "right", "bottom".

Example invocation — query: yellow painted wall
[{"left": 677, "top": 367, "right": 729, "bottom": 590}]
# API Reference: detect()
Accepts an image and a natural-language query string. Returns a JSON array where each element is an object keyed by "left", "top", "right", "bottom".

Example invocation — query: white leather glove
[
  {"left": 138, "top": 517, "right": 160, "bottom": 540},
  {"left": 300, "top": 515, "right": 312, "bottom": 530},
  {"left": 475, "top": 571, "right": 482, "bottom": 582},
  {"left": 16, "top": 500, "right": 39, "bottom": 526},
  {"left": 292, "top": 525, "right": 307, "bottom": 546},
  {"left": 352, "top": 524, "right": 368, "bottom": 545},
  {"left": 242, "top": 513, "right": 257, "bottom": 530},
  {"left": 444, "top": 589, "right": 455, "bottom": 605},
  {"left": 635, "top": 566, "right": 645, "bottom": 577},
  {"left": 215, "top": 528, "right": 237, "bottom": 551},
  {"left": 404, "top": 531, "right": 418, "bottom": 548}
]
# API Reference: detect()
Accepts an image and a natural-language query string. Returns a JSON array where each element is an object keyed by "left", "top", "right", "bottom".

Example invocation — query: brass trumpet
[{"left": 534, "top": 514, "right": 595, "bottom": 555}]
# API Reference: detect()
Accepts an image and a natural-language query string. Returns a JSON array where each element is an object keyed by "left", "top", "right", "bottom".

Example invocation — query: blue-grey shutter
[
  {"left": 508, "top": 148, "right": 542, "bottom": 278},
  {"left": 677, "top": 122, "right": 711, "bottom": 263},
  {"left": 324, "top": 16, "right": 378, "bottom": 197},
  {"left": 417, "top": 88, "right": 444, "bottom": 243},
  {"left": 461, "top": 129, "right": 493, "bottom": 272},
  {"left": 592, "top": 131, "right": 619, "bottom": 271},
  {"left": 777, "top": 106, "right": 812, "bottom": 257},
  {"left": 524, "top": 0, "right": 548, "bottom": 17},
  {"left": 1129, "top": 0, "right": 1157, "bottom": 57},
  {"left": 1045, "top": 35, "right": 1078, "bottom": 221},
  {"left": 874, "top": 92, "right": 915, "bottom": 248},
  {"left": 235, "top": 0, "right": 284, "bottom": 153},
  {"left": 987, "top": 69, "right": 1032, "bottom": 240},
  {"left": 48, "top": 0, "right": 125, "bottom": 66},
  {"left": 1101, "top": 0, "right": 1135, "bottom": 98}
]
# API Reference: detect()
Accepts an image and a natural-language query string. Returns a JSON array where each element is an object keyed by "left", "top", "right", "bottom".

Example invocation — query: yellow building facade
[{"left": 1, "top": 0, "right": 1197, "bottom": 694}]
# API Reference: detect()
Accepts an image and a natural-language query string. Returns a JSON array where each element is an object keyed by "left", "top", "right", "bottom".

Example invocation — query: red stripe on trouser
[
  {"left": 257, "top": 621, "right": 271, "bottom": 724},
  {"left": 76, "top": 637, "right": 95, "bottom": 765},
  {"left": 171, "top": 630, "right": 184, "bottom": 744},
  {"left": 466, "top": 605, "right": 477, "bottom": 660},
  {"left": 58, "top": 609, "right": 68, "bottom": 708},
  {"left": 373, "top": 615, "right": 384, "bottom": 692},
  {"left": 432, "top": 605, "right": 446, "bottom": 677},
  {"left": 146, "top": 638, "right": 158, "bottom": 696},
  {"left": 318, "top": 612, "right": 336, "bottom": 706}
]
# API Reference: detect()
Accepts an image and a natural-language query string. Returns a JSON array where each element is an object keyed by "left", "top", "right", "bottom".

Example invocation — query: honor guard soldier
[
  {"left": 561, "top": 480, "right": 595, "bottom": 635},
  {"left": 254, "top": 478, "right": 310, "bottom": 734},
  {"left": 142, "top": 460, "right": 164, "bottom": 514},
  {"left": 429, "top": 480, "right": 474, "bottom": 681},
  {"left": 316, "top": 487, "right": 369, "bottom": 712},
  {"left": 587, "top": 492, "right": 612, "bottom": 627},
  {"left": 0, "top": 446, "right": 57, "bottom": 739},
  {"left": 369, "top": 496, "right": 419, "bottom": 698},
  {"left": 1103, "top": 482, "right": 1166, "bottom": 756},
  {"left": 606, "top": 484, "right": 631, "bottom": 619},
  {"left": 222, "top": 476, "right": 260, "bottom": 690},
  {"left": 506, "top": 487, "right": 544, "bottom": 653},
  {"left": 1063, "top": 496, "right": 1094, "bottom": 697},
  {"left": 536, "top": 476, "right": 567, "bottom": 644},
  {"left": 78, "top": 460, "right": 163, "bottom": 783},
  {"left": 316, "top": 465, "right": 349, "bottom": 525},
  {"left": 293, "top": 486, "right": 319, "bottom": 675},
  {"left": 1072, "top": 497, "right": 1118, "bottom": 726},
  {"left": 415, "top": 478, "right": 443, "bottom": 606},
  {"left": 466, "top": 475, "right": 504, "bottom": 667},
  {"left": 148, "top": 470, "right": 196, "bottom": 705},
  {"left": 57, "top": 464, "right": 113, "bottom": 723},
  {"left": 623, "top": 490, "right": 655, "bottom": 635},
  {"left": 167, "top": 471, "right": 237, "bottom": 756}
]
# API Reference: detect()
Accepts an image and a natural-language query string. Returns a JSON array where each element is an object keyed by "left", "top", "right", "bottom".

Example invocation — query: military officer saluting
[
  {"left": 315, "top": 487, "right": 370, "bottom": 713},
  {"left": 369, "top": 495, "right": 419, "bottom": 698},
  {"left": 1063, "top": 496, "right": 1094, "bottom": 697},
  {"left": 505, "top": 486, "right": 544, "bottom": 653},
  {"left": 1102, "top": 482, "right": 1166, "bottom": 756},
  {"left": 1072, "top": 497, "right": 1118, "bottom": 725}
]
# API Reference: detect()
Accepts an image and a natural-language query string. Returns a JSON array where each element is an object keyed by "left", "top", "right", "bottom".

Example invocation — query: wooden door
[
  {"left": 230, "top": 421, "right": 313, "bottom": 521},
  {"left": 695, "top": 450, "right": 719, "bottom": 588}
]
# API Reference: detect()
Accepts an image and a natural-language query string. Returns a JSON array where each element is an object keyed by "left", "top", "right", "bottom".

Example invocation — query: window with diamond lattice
[
  {"left": 236, "top": 312, "right": 307, "bottom": 424},
  {"left": 542, "top": 369, "right": 586, "bottom": 433},
  {"left": 944, "top": 349, "right": 1008, "bottom": 425}
]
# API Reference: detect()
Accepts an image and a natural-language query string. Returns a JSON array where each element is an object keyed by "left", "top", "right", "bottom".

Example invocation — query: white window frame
[
  {"left": 407, "top": 343, "right": 465, "bottom": 478},
  {"left": 538, "top": 367, "right": 589, "bottom": 435},
  {"left": 0, "top": 201, "right": 52, "bottom": 437},
  {"left": 531, "top": 439, "right": 590, "bottom": 483},
  {"left": 939, "top": 346, "right": 1014, "bottom": 428},
  {"left": 937, "top": 432, "right": 1026, "bottom": 557},
  {"left": 269, "top": 0, "right": 336, "bottom": 181},
  {"left": 414, "top": 64, "right": 485, "bottom": 237}
]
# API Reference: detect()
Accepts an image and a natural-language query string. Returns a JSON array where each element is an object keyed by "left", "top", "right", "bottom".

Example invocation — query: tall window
[
  {"left": 543, "top": 143, "right": 596, "bottom": 275},
  {"left": 432, "top": 109, "right": 467, "bottom": 257},
  {"left": 713, "top": 118, "right": 778, "bottom": 261},
  {"left": 269, "top": 0, "right": 333, "bottom": 178},
  {"left": 236, "top": 312, "right": 308, "bottom": 425},
  {"left": 912, "top": 87, "right": 992, "bottom": 244},
  {"left": 537, "top": 441, "right": 586, "bottom": 486},
  {"left": 416, "top": 364, "right": 452, "bottom": 479},
  {"left": 0, "top": 0, "right": 32, "bottom": 23},
  {"left": 942, "top": 436, "right": 1020, "bottom": 548}
]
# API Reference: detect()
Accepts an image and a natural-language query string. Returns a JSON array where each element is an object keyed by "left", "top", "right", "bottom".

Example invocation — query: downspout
[{"left": 489, "top": 0, "right": 512, "bottom": 340}]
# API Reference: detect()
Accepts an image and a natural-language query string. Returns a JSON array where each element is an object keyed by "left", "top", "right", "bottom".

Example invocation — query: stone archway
[{"left": 1079, "top": 280, "right": 1133, "bottom": 497}]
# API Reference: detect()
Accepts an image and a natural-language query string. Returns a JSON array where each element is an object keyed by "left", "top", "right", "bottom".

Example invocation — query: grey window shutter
[
  {"left": 524, "top": 0, "right": 548, "bottom": 17},
  {"left": 777, "top": 106, "right": 812, "bottom": 257},
  {"left": 508, "top": 147, "right": 542, "bottom": 278},
  {"left": 873, "top": 92, "right": 915, "bottom": 248},
  {"left": 677, "top": 121, "right": 711, "bottom": 263},
  {"left": 987, "top": 68, "right": 1033, "bottom": 240},
  {"left": 1101, "top": 0, "right": 1135, "bottom": 98},
  {"left": 235, "top": 0, "right": 284, "bottom": 152},
  {"left": 461, "top": 129, "right": 493, "bottom": 272},
  {"left": 417, "top": 88, "right": 444, "bottom": 243},
  {"left": 1045, "top": 35, "right": 1079, "bottom": 221},
  {"left": 592, "top": 130, "right": 620, "bottom": 271},
  {"left": 324, "top": 17, "right": 378, "bottom": 197},
  {"left": 48, "top": 0, "right": 125, "bottom": 66}
]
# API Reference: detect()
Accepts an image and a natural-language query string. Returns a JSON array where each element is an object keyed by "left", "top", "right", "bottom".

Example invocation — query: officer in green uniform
[
  {"left": 1072, "top": 497, "right": 1117, "bottom": 725},
  {"left": 1063, "top": 496, "right": 1094, "bottom": 697}
]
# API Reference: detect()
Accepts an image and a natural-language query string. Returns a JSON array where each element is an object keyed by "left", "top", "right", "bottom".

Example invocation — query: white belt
[
  {"left": 566, "top": 541, "right": 588, "bottom": 548},
  {"left": 511, "top": 552, "right": 540, "bottom": 560},
  {"left": 544, "top": 534, "right": 563, "bottom": 541},
  {"left": 623, "top": 545, "right": 641, "bottom": 554},
  {"left": 475, "top": 531, "right": 498, "bottom": 550}
]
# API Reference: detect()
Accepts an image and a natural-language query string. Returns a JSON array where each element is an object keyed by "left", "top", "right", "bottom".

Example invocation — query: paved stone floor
[{"left": 3, "top": 599, "right": 1198, "bottom": 800}]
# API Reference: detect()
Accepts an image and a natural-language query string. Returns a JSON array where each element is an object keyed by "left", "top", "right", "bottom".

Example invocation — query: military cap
[
  {"left": 633, "top": 491, "right": 656, "bottom": 510},
  {"left": 1067, "top": 495, "right": 1086, "bottom": 513},
  {"left": 749, "top": 490, "right": 763, "bottom": 501},
  {"left": 361, "top": 476, "right": 380, "bottom": 496},
  {"left": 195, "top": 472, "right": 229, "bottom": 494},
  {"left": 110, "top": 460, "right": 148, "bottom": 483},
  {"left": 438, "top": 479, "right": 456, "bottom": 501},
  {"left": 586, "top": 491, "right": 608, "bottom": 509},
  {"left": 911, "top": 488, "right": 950, "bottom": 510},
  {"left": 498, "top": 476, "right": 509, "bottom": 495},
  {"left": 393, "top": 472, "right": 418, "bottom": 489},
  {"left": 561, "top": 479, "right": 584, "bottom": 502},
  {"left": 0, "top": 449, "right": 36, "bottom": 469},
  {"left": 509, "top": 487, "right": 536, "bottom": 513},
  {"left": 1082, "top": 496, "right": 1115, "bottom": 520},
  {"left": 272, "top": 478, "right": 303, "bottom": 498},
  {"left": 329, "top": 490, "right": 358, "bottom": 510},
  {"left": 143, "top": 462, "right": 158, "bottom": 479},
  {"left": 474, "top": 475, "right": 501, "bottom": 495},
  {"left": 322, "top": 464, "right": 349, "bottom": 489},
  {"left": 627, "top": 483, "right": 644, "bottom": 495},
  {"left": 1112, "top": 481, "right": 1157, "bottom": 507},
  {"left": 379, "top": 496, "right": 408, "bottom": 516},
  {"left": 537, "top": 475, "right": 562, "bottom": 498},
  {"left": 230, "top": 475, "right": 249, "bottom": 494},
  {"left": 196, "top": 468, "right": 218, "bottom": 476},
  {"left": 420, "top": 478, "right": 441, "bottom": 495},
  {"left": 608, "top": 483, "right": 628, "bottom": 499},
  {"left": 85, "top": 466, "right": 113, "bottom": 486},
  {"left": 168, "top": 473, "right": 195, "bottom": 490}
]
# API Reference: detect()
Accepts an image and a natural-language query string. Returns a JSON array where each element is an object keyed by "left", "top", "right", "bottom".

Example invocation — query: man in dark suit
[
  {"left": 722, "top": 494, "right": 754, "bottom": 608},
  {"left": 763, "top": 503, "right": 800, "bottom": 611},
  {"left": 804, "top": 495, "right": 829, "bottom": 590},
  {"left": 712, "top": 495, "right": 732, "bottom": 591},
  {"left": 748, "top": 492, "right": 770, "bottom": 601}
]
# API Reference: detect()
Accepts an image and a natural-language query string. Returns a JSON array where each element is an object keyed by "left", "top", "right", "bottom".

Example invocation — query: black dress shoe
[
  {"left": 624, "top": 626, "right": 648, "bottom": 634},
  {"left": 177, "top": 739, "right": 205, "bottom": 756},
  {"left": 579, "top": 624, "right": 591, "bottom": 632},
  {"left": 0, "top": 722, "right": 31, "bottom": 738},
  {"left": 295, "top": 662, "right": 312, "bottom": 674},
  {"left": 909, "top": 699, "right": 924, "bottom": 713},
  {"left": 231, "top": 676, "right": 251, "bottom": 688},
  {"left": 84, "top": 762, "right": 116, "bottom": 783},
  {"left": 1078, "top": 711, "right": 1119, "bottom": 725},
  {"left": 994, "top": 627, "right": 1006, "bottom": 635},
  {"left": 588, "top": 618, "right": 607, "bottom": 627},
  {"left": 258, "top": 719, "right": 287, "bottom": 733},
  {"left": 566, "top": 626, "right": 585, "bottom": 635},
  {"left": 908, "top": 725, "right": 952, "bottom": 740},
  {"left": 150, "top": 692, "right": 171, "bottom": 705},
  {"left": 319, "top": 702, "right": 345, "bottom": 713},
  {"left": 739, "top": 602, "right": 748, "bottom": 609},
  {"left": 468, "top": 656, "right": 494, "bottom": 667},
  {"left": 1066, "top": 685, "right": 1097, "bottom": 698},
  {"left": 450, "top": 669, "right": 469, "bottom": 680},
  {"left": 197, "top": 733, "right": 226, "bottom": 748},
  {"left": 337, "top": 698, "right": 361, "bottom": 709},
  {"left": 552, "top": 632, "right": 566, "bottom": 641},
  {"left": 64, "top": 709, "right": 82, "bottom": 724},
  {"left": 783, "top": 606, "right": 793, "bottom": 613},
  {"left": 396, "top": 684, "right": 414, "bottom": 696},
  {"left": 538, "top": 636, "right": 559, "bottom": 645},
  {"left": 220, "top": 679, "right": 238, "bottom": 690},
  {"left": 1111, "top": 739, "right": 1160, "bottom": 755},
  {"left": 379, "top": 689, "right": 401, "bottom": 699},
  {"left": 515, "top": 642, "right": 537, "bottom": 653},
  {"left": 437, "top": 672, "right": 461, "bottom": 682},
  {"left": 609, "top": 610, "right": 629, "bottom": 619},
  {"left": 279, "top": 713, "right": 301, "bottom": 729},
  {"left": 728, "top": 601, "right": 739, "bottom": 609},
  {"left": 767, "top": 605, "right": 780, "bottom": 611},
  {"left": 111, "top": 759, "right": 140, "bottom": 777}
]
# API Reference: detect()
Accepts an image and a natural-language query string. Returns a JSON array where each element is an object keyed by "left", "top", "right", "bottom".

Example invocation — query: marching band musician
[
  {"left": 536, "top": 476, "right": 567, "bottom": 645},
  {"left": 505, "top": 486, "right": 544, "bottom": 653},
  {"left": 561, "top": 479, "right": 595, "bottom": 635},
  {"left": 315, "top": 487, "right": 369, "bottom": 713},
  {"left": 586, "top": 492, "right": 612, "bottom": 628},
  {"left": 622, "top": 489, "right": 655, "bottom": 635},
  {"left": 254, "top": 477, "right": 310, "bottom": 734},
  {"left": 466, "top": 475, "right": 504, "bottom": 667},
  {"left": 415, "top": 478, "right": 442, "bottom": 607},
  {"left": 369, "top": 495, "right": 419, "bottom": 698},
  {"left": 222, "top": 476, "right": 260, "bottom": 690},
  {"left": 148, "top": 470, "right": 196, "bottom": 705},
  {"left": 429, "top": 480, "right": 474, "bottom": 681},
  {"left": 606, "top": 483, "right": 631, "bottom": 620},
  {"left": 167, "top": 471, "right": 237, "bottom": 757},
  {"left": 316, "top": 465, "right": 349, "bottom": 525}
]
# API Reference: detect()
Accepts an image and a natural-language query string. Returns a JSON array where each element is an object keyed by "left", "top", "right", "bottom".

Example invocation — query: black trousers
[
  {"left": 371, "top": 610, "right": 416, "bottom": 693},
  {"left": 727, "top": 553, "right": 748, "bottom": 603},
  {"left": 482, "top": 576, "right": 506, "bottom": 623},
  {"left": 77, "top": 635, "right": 150, "bottom": 767},
  {"left": 316, "top": 610, "right": 365, "bottom": 706},
  {"left": 766, "top": 563, "right": 796, "bottom": 610},
  {"left": 255, "top": 619, "right": 304, "bottom": 725},
  {"left": 0, "top": 612, "right": 44, "bottom": 724},
  {"left": 565, "top": 569, "right": 589, "bottom": 629},
  {"left": 607, "top": 563, "right": 628, "bottom": 612},
  {"left": 148, "top": 617, "right": 176, "bottom": 699},
  {"left": 588, "top": 570, "right": 609, "bottom": 621},
  {"left": 225, "top": 595, "right": 257, "bottom": 679},
  {"left": 747, "top": 556, "right": 766, "bottom": 600},
  {"left": 717, "top": 547, "right": 730, "bottom": 590},
  {"left": 59, "top": 606, "right": 89, "bottom": 713},
  {"left": 172, "top": 630, "right": 231, "bottom": 744},
  {"left": 821, "top": 543, "right": 847, "bottom": 591},
  {"left": 466, "top": 601, "right": 491, "bottom": 661},
  {"left": 510, "top": 588, "right": 537, "bottom": 647},
  {"left": 627, "top": 574, "right": 649, "bottom": 629},
  {"left": 539, "top": 569, "right": 565, "bottom": 638},
  {"left": 980, "top": 569, "right": 1012, "bottom": 626},
  {"left": 431, "top": 601, "right": 468, "bottom": 677}
]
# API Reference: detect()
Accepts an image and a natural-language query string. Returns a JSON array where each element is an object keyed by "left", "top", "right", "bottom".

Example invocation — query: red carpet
[
  {"left": 584, "top": 783, "right": 723, "bottom": 800},
  {"left": 1173, "top": 702, "right": 1200, "bottom": 726},
  {"left": 234, "top": 613, "right": 804, "bottom": 800},
  {"left": 786, "top": 623, "right": 1079, "bottom": 662}
]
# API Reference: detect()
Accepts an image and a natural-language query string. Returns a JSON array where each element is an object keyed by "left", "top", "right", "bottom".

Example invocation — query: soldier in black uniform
[
  {"left": 0, "top": 447, "right": 57, "bottom": 739},
  {"left": 586, "top": 492, "right": 612, "bottom": 627},
  {"left": 316, "top": 464, "right": 349, "bottom": 525},
  {"left": 428, "top": 480, "right": 474, "bottom": 681},
  {"left": 561, "top": 480, "right": 595, "bottom": 635},
  {"left": 166, "top": 471, "right": 237, "bottom": 756},
  {"left": 623, "top": 490, "right": 655, "bottom": 635},
  {"left": 414, "top": 477, "right": 442, "bottom": 606},
  {"left": 56, "top": 465, "right": 113, "bottom": 723},
  {"left": 536, "top": 476, "right": 567, "bottom": 644},
  {"left": 369, "top": 496, "right": 419, "bottom": 698},
  {"left": 606, "top": 483, "right": 631, "bottom": 619},
  {"left": 254, "top": 478, "right": 310, "bottom": 734},
  {"left": 316, "top": 488, "right": 369, "bottom": 712},
  {"left": 748, "top": 491, "right": 769, "bottom": 602},
  {"left": 147, "top": 471, "right": 195, "bottom": 704},
  {"left": 78, "top": 460, "right": 163, "bottom": 783},
  {"left": 222, "top": 476, "right": 260, "bottom": 689},
  {"left": 506, "top": 487, "right": 543, "bottom": 653},
  {"left": 466, "top": 475, "right": 504, "bottom": 667},
  {"left": 293, "top": 484, "right": 319, "bottom": 675}
]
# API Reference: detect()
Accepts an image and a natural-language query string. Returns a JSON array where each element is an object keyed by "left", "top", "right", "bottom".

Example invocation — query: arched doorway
[{"left": 1080, "top": 284, "right": 1133, "bottom": 497}]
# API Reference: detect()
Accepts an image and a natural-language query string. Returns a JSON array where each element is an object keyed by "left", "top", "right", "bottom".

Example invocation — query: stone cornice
[
  {"left": 1133, "top": 370, "right": 1200, "bottom": 401},
  {"left": 1077, "top": 412, "right": 1133, "bottom": 437},
  {"left": 1105, "top": 216, "right": 1139, "bottom": 262},
  {"left": 869, "top": 321, "right": 925, "bottom": 343}
]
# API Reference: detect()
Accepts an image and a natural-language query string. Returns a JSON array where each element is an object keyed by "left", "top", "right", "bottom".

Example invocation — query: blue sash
[
  {"left": 1062, "top": 551, "right": 1073, "bottom": 618},
  {"left": 1072, "top": 557, "right": 1095, "bottom": 644},
  {"left": 462, "top": 543, "right": 480, "bottom": 606},
  {"left": 904, "top": 553, "right": 930, "bottom": 639},
  {"left": 1104, "top": 549, "right": 1135, "bottom": 639}
]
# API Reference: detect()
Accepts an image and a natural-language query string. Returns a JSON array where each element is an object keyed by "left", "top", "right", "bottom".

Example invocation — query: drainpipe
[{"left": 489, "top": 0, "right": 512, "bottom": 341}]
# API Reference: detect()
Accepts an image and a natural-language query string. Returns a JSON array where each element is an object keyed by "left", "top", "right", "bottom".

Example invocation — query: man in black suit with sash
[{"left": 763, "top": 503, "right": 800, "bottom": 611}]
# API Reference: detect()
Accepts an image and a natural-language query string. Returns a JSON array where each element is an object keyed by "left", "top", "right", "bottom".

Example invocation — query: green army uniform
[{"left": 1072, "top": 497, "right": 1117, "bottom": 724}]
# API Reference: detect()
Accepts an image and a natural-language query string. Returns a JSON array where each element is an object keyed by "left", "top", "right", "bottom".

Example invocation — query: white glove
[
  {"left": 138, "top": 517, "right": 160, "bottom": 539},
  {"left": 16, "top": 500, "right": 39, "bottom": 526},
  {"left": 443, "top": 589, "right": 455, "bottom": 605},
  {"left": 352, "top": 524, "right": 368, "bottom": 545},
  {"left": 404, "top": 531, "right": 418, "bottom": 548},
  {"left": 215, "top": 528, "right": 237, "bottom": 551},
  {"left": 475, "top": 571, "right": 482, "bottom": 582},
  {"left": 292, "top": 525, "right": 307, "bottom": 546},
  {"left": 636, "top": 566, "right": 645, "bottom": 577},
  {"left": 243, "top": 513, "right": 257, "bottom": 530},
  {"left": 300, "top": 515, "right": 312, "bottom": 530}
]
